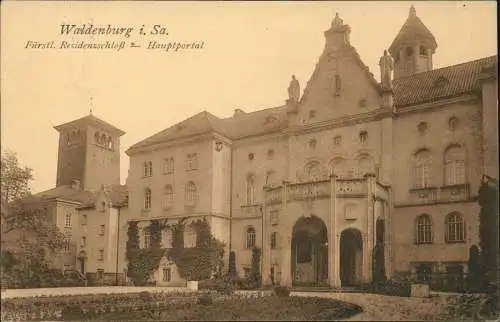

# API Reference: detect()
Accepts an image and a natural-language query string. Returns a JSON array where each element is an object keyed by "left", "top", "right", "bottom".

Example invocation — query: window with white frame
[
  {"left": 186, "top": 153, "right": 198, "bottom": 171},
  {"left": 143, "top": 228, "right": 151, "bottom": 249},
  {"left": 445, "top": 212, "right": 465, "bottom": 243},
  {"left": 64, "top": 213, "right": 72, "bottom": 227},
  {"left": 163, "top": 185, "right": 174, "bottom": 209},
  {"left": 162, "top": 268, "right": 172, "bottom": 282},
  {"left": 413, "top": 149, "right": 432, "bottom": 188},
  {"left": 185, "top": 181, "right": 197, "bottom": 204},
  {"left": 144, "top": 188, "right": 152, "bottom": 209},
  {"left": 63, "top": 238, "right": 71, "bottom": 252},
  {"left": 245, "top": 226, "right": 256, "bottom": 249},
  {"left": 444, "top": 145, "right": 466, "bottom": 186},
  {"left": 184, "top": 226, "right": 197, "bottom": 248},
  {"left": 143, "top": 161, "right": 153, "bottom": 177},
  {"left": 163, "top": 157, "right": 174, "bottom": 175},
  {"left": 415, "top": 214, "right": 432, "bottom": 244},
  {"left": 246, "top": 174, "right": 255, "bottom": 205}
]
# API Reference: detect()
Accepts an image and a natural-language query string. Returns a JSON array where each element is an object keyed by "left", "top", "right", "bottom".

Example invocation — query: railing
[
  {"left": 287, "top": 180, "right": 330, "bottom": 202},
  {"left": 408, "top": 184, "right": 470, "bottom": 205},
  {"left": 336, "top": 179, "right": 367, "bottom": 195},
  {"left": 265, "top": 186, "right": 283, "bottom": 205}
]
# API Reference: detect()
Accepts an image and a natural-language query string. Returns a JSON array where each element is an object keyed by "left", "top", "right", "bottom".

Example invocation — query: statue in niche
[
  {"left": 379, "top": 50, "right": 394, "bottom": 88},
  {"left": 288, "top": 75, "right": 300, "bottom": 104}
]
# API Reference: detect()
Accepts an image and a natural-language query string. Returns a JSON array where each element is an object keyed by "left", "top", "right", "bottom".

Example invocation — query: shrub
[
  {"left": 273, "top": 286, "right": 291, "bottom": 297},
  {"left": 197, "top": 294, "right": 213, "bottom": 305},
  {"left": 199, "top": 276, "right": 234, "bottom": 294},
  {"left": 369, "top": 280, "right": 411, "bottom": 297}
]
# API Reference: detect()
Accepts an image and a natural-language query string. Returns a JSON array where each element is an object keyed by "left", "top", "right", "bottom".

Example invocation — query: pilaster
[
  {"left": 385, "top": 186, "right": 394, "bottom": 279},
  {"left": 328, "top": 175, "right": 341, "bottom": 288},
  {"left": 262, "top": 187, "right": 271, "bottom": 286},
  {"left": 280, "top": 181, "right": 292, "bottom": 286}
]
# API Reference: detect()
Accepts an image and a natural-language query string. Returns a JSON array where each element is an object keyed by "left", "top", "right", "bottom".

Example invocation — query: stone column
[
  {"left": 262, "top": 187, "right": 271, "bottom": 286},
  {"left": 280, "top": 181, "right": 292, "bottom": 286},
  {"left": 385, "top": 187, "right": 394, "bottom": 279},
  {"left": 364, "top": 175, "right": 375, "bottom": 284},
  {"left": 328, "top": 175, "right": 341, "bottom": 288}
]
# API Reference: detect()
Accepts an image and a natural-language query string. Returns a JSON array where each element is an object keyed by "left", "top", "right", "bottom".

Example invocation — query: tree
[
  {"left": 467, "top": 245, "right": 483, "bottom": 292},
  {"left": 1, "top": 150, "right": 34, "bottom": 203}
]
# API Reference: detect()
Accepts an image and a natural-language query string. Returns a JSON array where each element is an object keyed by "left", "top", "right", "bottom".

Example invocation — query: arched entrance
[
  {"left": 291, "top": 216, "right": 328, "bottom": 286},
  {"left": 340, "top": 228, "right": 363, "bottom": 287}
]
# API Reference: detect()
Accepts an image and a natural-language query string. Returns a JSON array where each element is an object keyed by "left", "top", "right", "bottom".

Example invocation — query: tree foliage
[
  {"left": 1, "top": 150, "right": 33, "bottom": 203},
  {"left": 478, "top": 179, "right": 499, "bottom": 286}
]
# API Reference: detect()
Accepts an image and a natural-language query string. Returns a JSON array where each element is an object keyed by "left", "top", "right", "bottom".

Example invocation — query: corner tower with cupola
[{"left": 389, "top": 5, "right": 437, "bottom": 79}]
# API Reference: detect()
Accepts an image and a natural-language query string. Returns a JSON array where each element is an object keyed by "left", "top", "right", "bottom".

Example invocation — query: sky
[{"left": 1, "top": 1, "right": 497, "bottom": 194}]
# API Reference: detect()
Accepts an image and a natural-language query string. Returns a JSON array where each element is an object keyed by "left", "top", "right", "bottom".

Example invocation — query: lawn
[{"left": 69, "top": 296, "right": 363, "bottom": 321}]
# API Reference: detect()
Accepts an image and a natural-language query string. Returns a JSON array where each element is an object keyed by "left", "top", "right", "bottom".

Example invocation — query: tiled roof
[
  {"left": 127, "top": 106, "right": 288, "bottom": 153},
  {"left": 393, "top": 55, "right": 497, "bottom": 107},
  {"left": 32, "top": 185, "right": 94, "bottom": 204},
  {"left": 54, "top": 114, "right": 125, "bottom": 136}
]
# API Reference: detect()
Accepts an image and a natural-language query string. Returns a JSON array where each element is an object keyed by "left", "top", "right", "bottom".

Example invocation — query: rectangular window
[
  {"left": 99, "top": 225, "right": 105, "bottom": 236},
  {"left": 81, "top": 214, "right": 87, "bottom": 225},
  {"left": 163, "top": 158, "right": 174, "bottom": 175},
  {"left": 162, "top": 229, "right": 173, "bottom": 248},
  {"left": 162, "top": 268, "right": 172, "bottom": 282},
  {"left": 335, "top": 75, "right": 341, "bottom": 95},
  {"left": 186, "top": 153, "right": 198, "bottom": 171},
  {"left": 143, "top": 161, "right": 153, "bottom": 177},
  {"left": 81, "top": 236, "right": 86, "bottom": 247},
  {"left": 64, "top": 239, "right": 71, "bottom": 253},
  {"left": 98, "top": 249, "right": 104, "bottom": 261},
  {"left": 65, "top": 213, "right": 72, "bottom": 227},
  {"left": 97, "top": 269, "right": 104, "bottom": 280}
]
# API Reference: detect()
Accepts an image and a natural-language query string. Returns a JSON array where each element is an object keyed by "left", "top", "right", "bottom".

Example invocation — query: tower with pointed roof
[
  {"left": 389, "top": 5, "right": 437, "bottom": 79},
  {"left": 53, "top": 113, "right": 125, "bottom": 192}
]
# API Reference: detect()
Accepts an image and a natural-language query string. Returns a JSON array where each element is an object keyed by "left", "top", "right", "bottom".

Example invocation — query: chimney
[{"left": 71, "top": 179, "right": 81, "bottom": 190}]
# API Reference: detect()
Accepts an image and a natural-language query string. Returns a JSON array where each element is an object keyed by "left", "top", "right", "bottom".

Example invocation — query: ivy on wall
[{"left": 126, "top": 217, "right": 225, "bottom": 285}]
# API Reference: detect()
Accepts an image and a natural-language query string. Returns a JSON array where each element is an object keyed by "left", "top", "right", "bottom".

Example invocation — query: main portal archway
[
  {"left": 291, "top": 216, "right": 328, "bottom": 286},
  {"left": 340, "top": 228, "right": 363, "bottom": 287}
]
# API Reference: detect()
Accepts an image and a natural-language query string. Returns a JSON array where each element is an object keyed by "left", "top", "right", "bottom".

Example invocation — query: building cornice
[
  {"left": 126, "top": 131, "right": 231, "bottom": 156},
  {"left": 394, "top": 94, "right": 479, "bottom": 117},
  {"left": 394, "top": 197, "right": 478, "bottom": 208},
  {"left": 285, "top": 108, "right": 393, "bottom": 136}
]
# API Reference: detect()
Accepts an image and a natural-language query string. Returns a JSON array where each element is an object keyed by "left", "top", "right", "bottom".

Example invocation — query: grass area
[{"left": 76, "top": 296, "right": 363, "bottom": 321}]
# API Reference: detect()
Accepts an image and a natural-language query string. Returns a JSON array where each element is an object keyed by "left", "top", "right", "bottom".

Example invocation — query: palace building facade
[{"left": 26, "top": 7, "right": 497, "bottom": 288}]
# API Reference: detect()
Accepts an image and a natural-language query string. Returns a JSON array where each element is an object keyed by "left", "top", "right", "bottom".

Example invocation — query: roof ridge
[{"left": 394, "top": 55, "right": 497, "bottom": 81}]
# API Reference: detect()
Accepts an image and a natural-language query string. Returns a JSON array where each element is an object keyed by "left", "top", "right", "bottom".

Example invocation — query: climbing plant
[
  {"left": 166, "top": 217, "right": 225, "bottom": 281},
  {"left": 126, "top": 220, "right": 167, "bottom": 286}
]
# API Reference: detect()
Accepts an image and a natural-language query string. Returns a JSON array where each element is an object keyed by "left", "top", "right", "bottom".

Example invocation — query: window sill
[
  {"left": 445, "top": 240, "right": 466, "bottom": 244},
  {"left": 415, "top": 242, "right": 433, "bottom": 245}
]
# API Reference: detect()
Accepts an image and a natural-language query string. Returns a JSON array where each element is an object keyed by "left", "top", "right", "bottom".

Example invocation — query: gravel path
[{"left": 292, "top": 291, "right": 453, "bottom": 321}]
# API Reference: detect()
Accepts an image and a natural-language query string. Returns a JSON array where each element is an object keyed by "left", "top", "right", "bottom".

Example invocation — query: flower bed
[{"left": 0, "top": 291, "right": 195, "bottom": 321}]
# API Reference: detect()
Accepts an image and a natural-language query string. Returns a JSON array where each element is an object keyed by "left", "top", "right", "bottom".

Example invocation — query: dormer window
[{"left": 419, "top": 46, "right": 427, "bottom": 56}]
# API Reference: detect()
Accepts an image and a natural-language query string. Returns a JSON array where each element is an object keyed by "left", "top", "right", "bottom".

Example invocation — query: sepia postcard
[{"left": 0, "top": 1, "right": 498, "bottom": 321}]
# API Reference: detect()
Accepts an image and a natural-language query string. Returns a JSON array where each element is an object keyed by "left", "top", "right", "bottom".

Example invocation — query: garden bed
[{"left": 74, "top": 296, "right": 363, "bottom": 321}]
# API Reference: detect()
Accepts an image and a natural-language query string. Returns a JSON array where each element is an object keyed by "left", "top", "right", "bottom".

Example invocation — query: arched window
[
  {"left": 100, "top": 134, "right": 106, "bottom": 145},
  {"left": 413, "top": 149, "right": 432, "bottom": 188},
  {"left": 246, "top": 174, "right": 255, "bottom": 205},
  {"left": 185, "top": 181, "right": 197, "bottom": 204},
  {"left": 143, "top": 228, "right": 151, "bottom": 249},
  {"left": 305, "top": 161, "right": 322, "bottom": 180},
  {"left": 415, "top": 214, "right": 432, "bottom": 244},
  {"left": 444, "top": 145, "right": 466, "bottom": 186},
  {"left": 107, "top": 136, "right": 112, "bottom": 149},
  {"left": 445, "top": 212, "right": 465, "bottom": 243},
  {"left": 144, "top": 188, "right": 152, "bottom": 209},
  {"left": 265, "top": 170, "right": 277, "bottom": 186},
  {"left": 163, "top": 185, "right": 174, "bottom": 209},
  {"left": 245, "top": 227, "right": 256, "bottom": 249},
  {"left": 419, "top": 45, "right": 427, "bottom": 56},
  {"left": 270, "top": 232, "right": 277, "bottom": 250},
  {"left": 358, "top": 155, "right": 374, "bottom": 177},
  {"left": 329, "top": 157, "right": 346, "bottom": 178}
]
